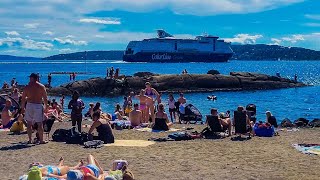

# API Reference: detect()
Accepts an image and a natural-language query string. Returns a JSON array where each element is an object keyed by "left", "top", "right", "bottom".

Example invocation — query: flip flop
[{"left": 36, "top": 141, "right": 48, "bottom": 145}]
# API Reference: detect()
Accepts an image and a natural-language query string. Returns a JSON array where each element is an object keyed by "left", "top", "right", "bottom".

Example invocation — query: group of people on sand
[
  {"left": 203, "top": 106, "right": 278, "bottom": 137},
  {"left": 23, "top": 154, "right": 134, "bottom": 180}
]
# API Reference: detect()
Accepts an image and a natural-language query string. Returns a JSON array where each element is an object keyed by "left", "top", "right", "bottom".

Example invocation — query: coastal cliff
[{"left": 48, "top": 72, "right": 306, "bottom": 96}]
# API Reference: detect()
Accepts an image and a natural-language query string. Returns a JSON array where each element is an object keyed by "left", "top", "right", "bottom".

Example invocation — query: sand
[{"left": 0, "top": 121, "right": 319, "bottom": 180}]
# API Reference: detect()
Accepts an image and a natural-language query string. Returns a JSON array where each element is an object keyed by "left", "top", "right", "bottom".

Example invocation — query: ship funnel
[{"left": 157, "top": 30, "right": 173, "bottom": 38}]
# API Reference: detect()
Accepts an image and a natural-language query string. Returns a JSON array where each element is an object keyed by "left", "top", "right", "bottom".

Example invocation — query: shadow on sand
[
  {"left": 0, "top": 142, "right": 35, "bottom": 151},
  {"left": 231, "top": 136, "right": 252, "bottom": 141}
]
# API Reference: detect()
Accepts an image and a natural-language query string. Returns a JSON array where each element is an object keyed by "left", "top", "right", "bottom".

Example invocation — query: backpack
[
  {"left": 83, "top": 140, "right": 104, "bottom": 148},
  {"left": 66, "top": 131, "right": 88, "bottom": 145},
  {"left": 168, "top": 131, "right": 192, "bottom": 141},
  {"left": 52, "top": 129, "right": 70, "bottom": 142}
]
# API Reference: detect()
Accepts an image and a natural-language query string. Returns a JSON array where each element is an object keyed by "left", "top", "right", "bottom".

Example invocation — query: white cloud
[
  {"left": 305, "top": 14, "right": 320, "bottom": 20},
  {"left": 79, "top": 18, "right": 121, "bottom": 25},
  {"left": 53, "top": 37, "right": 87, "bottom": 46},
  {"left": 5, "top": 31, "right": 20, "bottom": 36},
  {"left": 66, "top": 35, "right": 75, "bottom": 38},
  {"left": 224, "top": 34, "right": 263, "bottom": 44},
  {"left": 304, "top": 23, "right": 320, "bottom": 27},
  {"left": 281, "top": 34, "right": 304, "bottom": 43},
  {"left": 270, "top": 38, "right": 282, "bottom": 45},
  {"left": 24, "top": 23, "right": 40, "bottom": 29},
  {"left": 43, "top": 31, "right": 54, "bottom": 36},
  {"left": 0, "top": 37, "right": 53, "bottom": 50},
  {"left": 59, "top": 48, "right": 73, "bottom": 53}
]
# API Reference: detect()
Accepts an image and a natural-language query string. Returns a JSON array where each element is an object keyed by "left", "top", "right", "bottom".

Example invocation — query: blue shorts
[{"left": 87, "top": 164, "right": 99, "bottom": 177}]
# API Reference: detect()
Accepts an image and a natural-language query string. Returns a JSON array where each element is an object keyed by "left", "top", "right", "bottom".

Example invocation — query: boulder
[
  {"left": 294, "top": 118, "right": 309, "bottom": 127},
  {"left": 308, "top": 118, "right": 320, "bottom": 127},
  {"left": 133, "top": 72, "right": 158, "bottom": 77},
  {"left": 207, "top": 70, "right": 220, "bottom": 75},
  {"left": 280, "top": 118, "right": 294, "bottom": 128}
]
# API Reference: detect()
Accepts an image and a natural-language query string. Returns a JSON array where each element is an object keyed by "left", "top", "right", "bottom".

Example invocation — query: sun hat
[
  {"left": 67, "top": 170, "right": 84, "bottom": 180},
  {"left": 27, "top": 166, "right": 42, "bottom": 180}
]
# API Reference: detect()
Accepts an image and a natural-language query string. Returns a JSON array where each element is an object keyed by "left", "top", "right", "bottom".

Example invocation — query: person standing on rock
[
  {"left": 110, "top": 67, "right": 114, "bottom": 79},
  {"left": 21, "top": 73, "right": 48, "bottom": 144},
  {"left": 48, "top": 73, "right": 52, "bottom": 87},
  {"left": 68, "top": 91, "right": 85, "bottom": 132},
  {"left": 144, "top": 82, "right": 160, "bottom": 123}
]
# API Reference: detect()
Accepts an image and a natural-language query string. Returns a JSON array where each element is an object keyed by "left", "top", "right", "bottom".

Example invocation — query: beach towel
[
  {"left": 134, "top": 127, "right": 181, "bottom": 132},
  {"left": 293, "top": 144, "right": 320, "bottom": 155},
  {"left": 104, "top": 140, "right": 155, "bottom": 147},
  {"left": 0, "top": 128, "right": 10, "bottom": 132}
]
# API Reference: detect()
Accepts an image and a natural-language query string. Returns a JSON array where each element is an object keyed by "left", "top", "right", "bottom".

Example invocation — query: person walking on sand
[
  {"left": 21, "top": 73, "right": 48, "bottom": 144},
  {"left": 68, "top": 91, "right": 85, "bottom": 132},
  {"left": 136, "top": 89, "right": 152, "bottom": 123}
]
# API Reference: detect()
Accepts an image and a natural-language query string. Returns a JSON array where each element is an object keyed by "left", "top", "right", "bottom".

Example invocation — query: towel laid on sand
[
  {"left": 104, "top": 140, "right": 155, "bottom": 147},
  {"left": 0, "top": 128, "right": 10, "bottom": 132},
  {"left": 293, "top": 144, "right": 320, "bottom": 155},
  {"left": 134, "top": 127, "right": 181, "bottom": 132}
]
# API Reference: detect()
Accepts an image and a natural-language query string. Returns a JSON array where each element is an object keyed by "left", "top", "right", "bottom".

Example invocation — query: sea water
[{"left": 0, "top": 60, "right": 319, "bottom": 122}]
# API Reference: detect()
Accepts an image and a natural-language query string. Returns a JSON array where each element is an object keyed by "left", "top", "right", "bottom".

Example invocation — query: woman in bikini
[
  {"left": 144, "top": 82, "right": 159, "bottom": 123},
  {"left": 135, "top": 89, "right": 152, "bottom": 123},
  {"left": 67, "top": 154, "right": 105, "bottom": 180},
  {"left": 28, "top": 157, "right": 80, "bottom": 179}
]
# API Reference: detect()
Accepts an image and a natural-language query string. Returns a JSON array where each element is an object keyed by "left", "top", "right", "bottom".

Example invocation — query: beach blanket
[
  {"left": 293, "top": 144, "right": 320, "bottom": 155},
  {"left": 134, "top": 127, "right": 181, "bottom": 132},
  {"left": 104, "top": 140, "right": 155, "bottom": 147}
]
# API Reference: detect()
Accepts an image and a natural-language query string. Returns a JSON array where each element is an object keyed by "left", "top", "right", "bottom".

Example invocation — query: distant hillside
[
  {"left": 0, "top": 55, "right": 40, "bottom": 60},
  {"left": 231, "top": 44, "right": 320, "bottom": 60},
  {"left": 43, "top": 51, "right": 124, "bottom": 60},
  {"left": 41, "top": 44, "right": 320, "bottom": 61}
]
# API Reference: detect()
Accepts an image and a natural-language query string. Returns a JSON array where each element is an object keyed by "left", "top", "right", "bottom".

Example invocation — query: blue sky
[{"left": 0, "top": 0, "right": 320, "bottom": 57}]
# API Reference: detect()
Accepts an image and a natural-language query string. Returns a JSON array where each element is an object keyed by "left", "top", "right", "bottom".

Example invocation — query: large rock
[{"left": 48, "top": 72, "right": 308, "bottom": 96}]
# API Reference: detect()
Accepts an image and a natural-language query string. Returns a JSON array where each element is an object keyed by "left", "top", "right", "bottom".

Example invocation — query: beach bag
[
  {"left": 168, "top": 131, "right": 192, "bottom": 141},
  {"left": 10, "top": 121, "right": 24, "bottom": 133},
  {"left": 254, "top": 123, "right": 274, "bottom": 137},
  {"left": 52, "top": 129, "right": 69, "bottom": 142},
  {"left": 66, "top": 131, "right": 88, "bottom": 145},
  {"left": 84, "top": 140, "right": 104, "bottom": 148}
]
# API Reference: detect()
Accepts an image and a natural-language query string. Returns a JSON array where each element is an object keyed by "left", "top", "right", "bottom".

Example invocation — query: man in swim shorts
[
  {"left": 21, "top": 73, "right": 48, "bottom": 144},
  {"left": 129, "top": 103, "right": 142, "bottom": 127}
]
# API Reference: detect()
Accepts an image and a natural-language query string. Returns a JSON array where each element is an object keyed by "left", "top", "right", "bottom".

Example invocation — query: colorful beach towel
[
  {"left": 134, "top": 127, "right": 181, "bottom": 133},
  {"left": 104, "top": 140, "right": 155, "bottom": 147},
  {"left": 293, "top": 144, "right": 320, "bottom": 155}
]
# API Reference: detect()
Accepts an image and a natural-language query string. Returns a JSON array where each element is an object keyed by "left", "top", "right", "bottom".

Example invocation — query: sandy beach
[{"left": 0, "top": 121, "right": 319, "bottom": 180}]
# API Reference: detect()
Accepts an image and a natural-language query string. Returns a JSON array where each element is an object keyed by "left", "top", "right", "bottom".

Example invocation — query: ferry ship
[{"left": 123, "top": 30, "right": 233, "bottom": 62}]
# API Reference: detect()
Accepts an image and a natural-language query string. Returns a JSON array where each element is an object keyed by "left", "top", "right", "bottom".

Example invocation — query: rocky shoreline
[{"left": 47, "top": 71, "right": 307, "bottom": 96}]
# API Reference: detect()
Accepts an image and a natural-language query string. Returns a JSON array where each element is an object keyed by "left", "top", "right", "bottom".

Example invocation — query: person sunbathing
[
  {"left": 1, "top": 99, "right": 17, "bottom": 128},
  {"left": 28, "top": 157, "right": 80, "bottom": 179},
  {"left": 129, "top": 103, "right": 142, "bottom": 127},
  {"left": 152, "top": 103, "right": 173, "bottom": 131},
  {"left": 207, "top": 109, "right": 232, "bottom": 136},
  {"left": 112, "top": 104, "right": 124, "bottom": 120},
  {"left": 85, "top": 103, "right": 95, "bottom": 118},
  {"left": 67, "top": 154, "right": 105, "bottom": 180},
  {"left": 88, "top": 111, "right": 114, "bottom": 144}
]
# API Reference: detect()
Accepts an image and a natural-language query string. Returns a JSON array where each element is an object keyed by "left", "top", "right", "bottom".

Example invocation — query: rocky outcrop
[{"left": 48, "top": 72, "right": 307, "bottom": 96}]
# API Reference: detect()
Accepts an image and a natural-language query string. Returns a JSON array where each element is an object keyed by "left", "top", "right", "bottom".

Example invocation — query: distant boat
[{"left": 123, "top": 30, "right": 233, "bottom": 62}]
